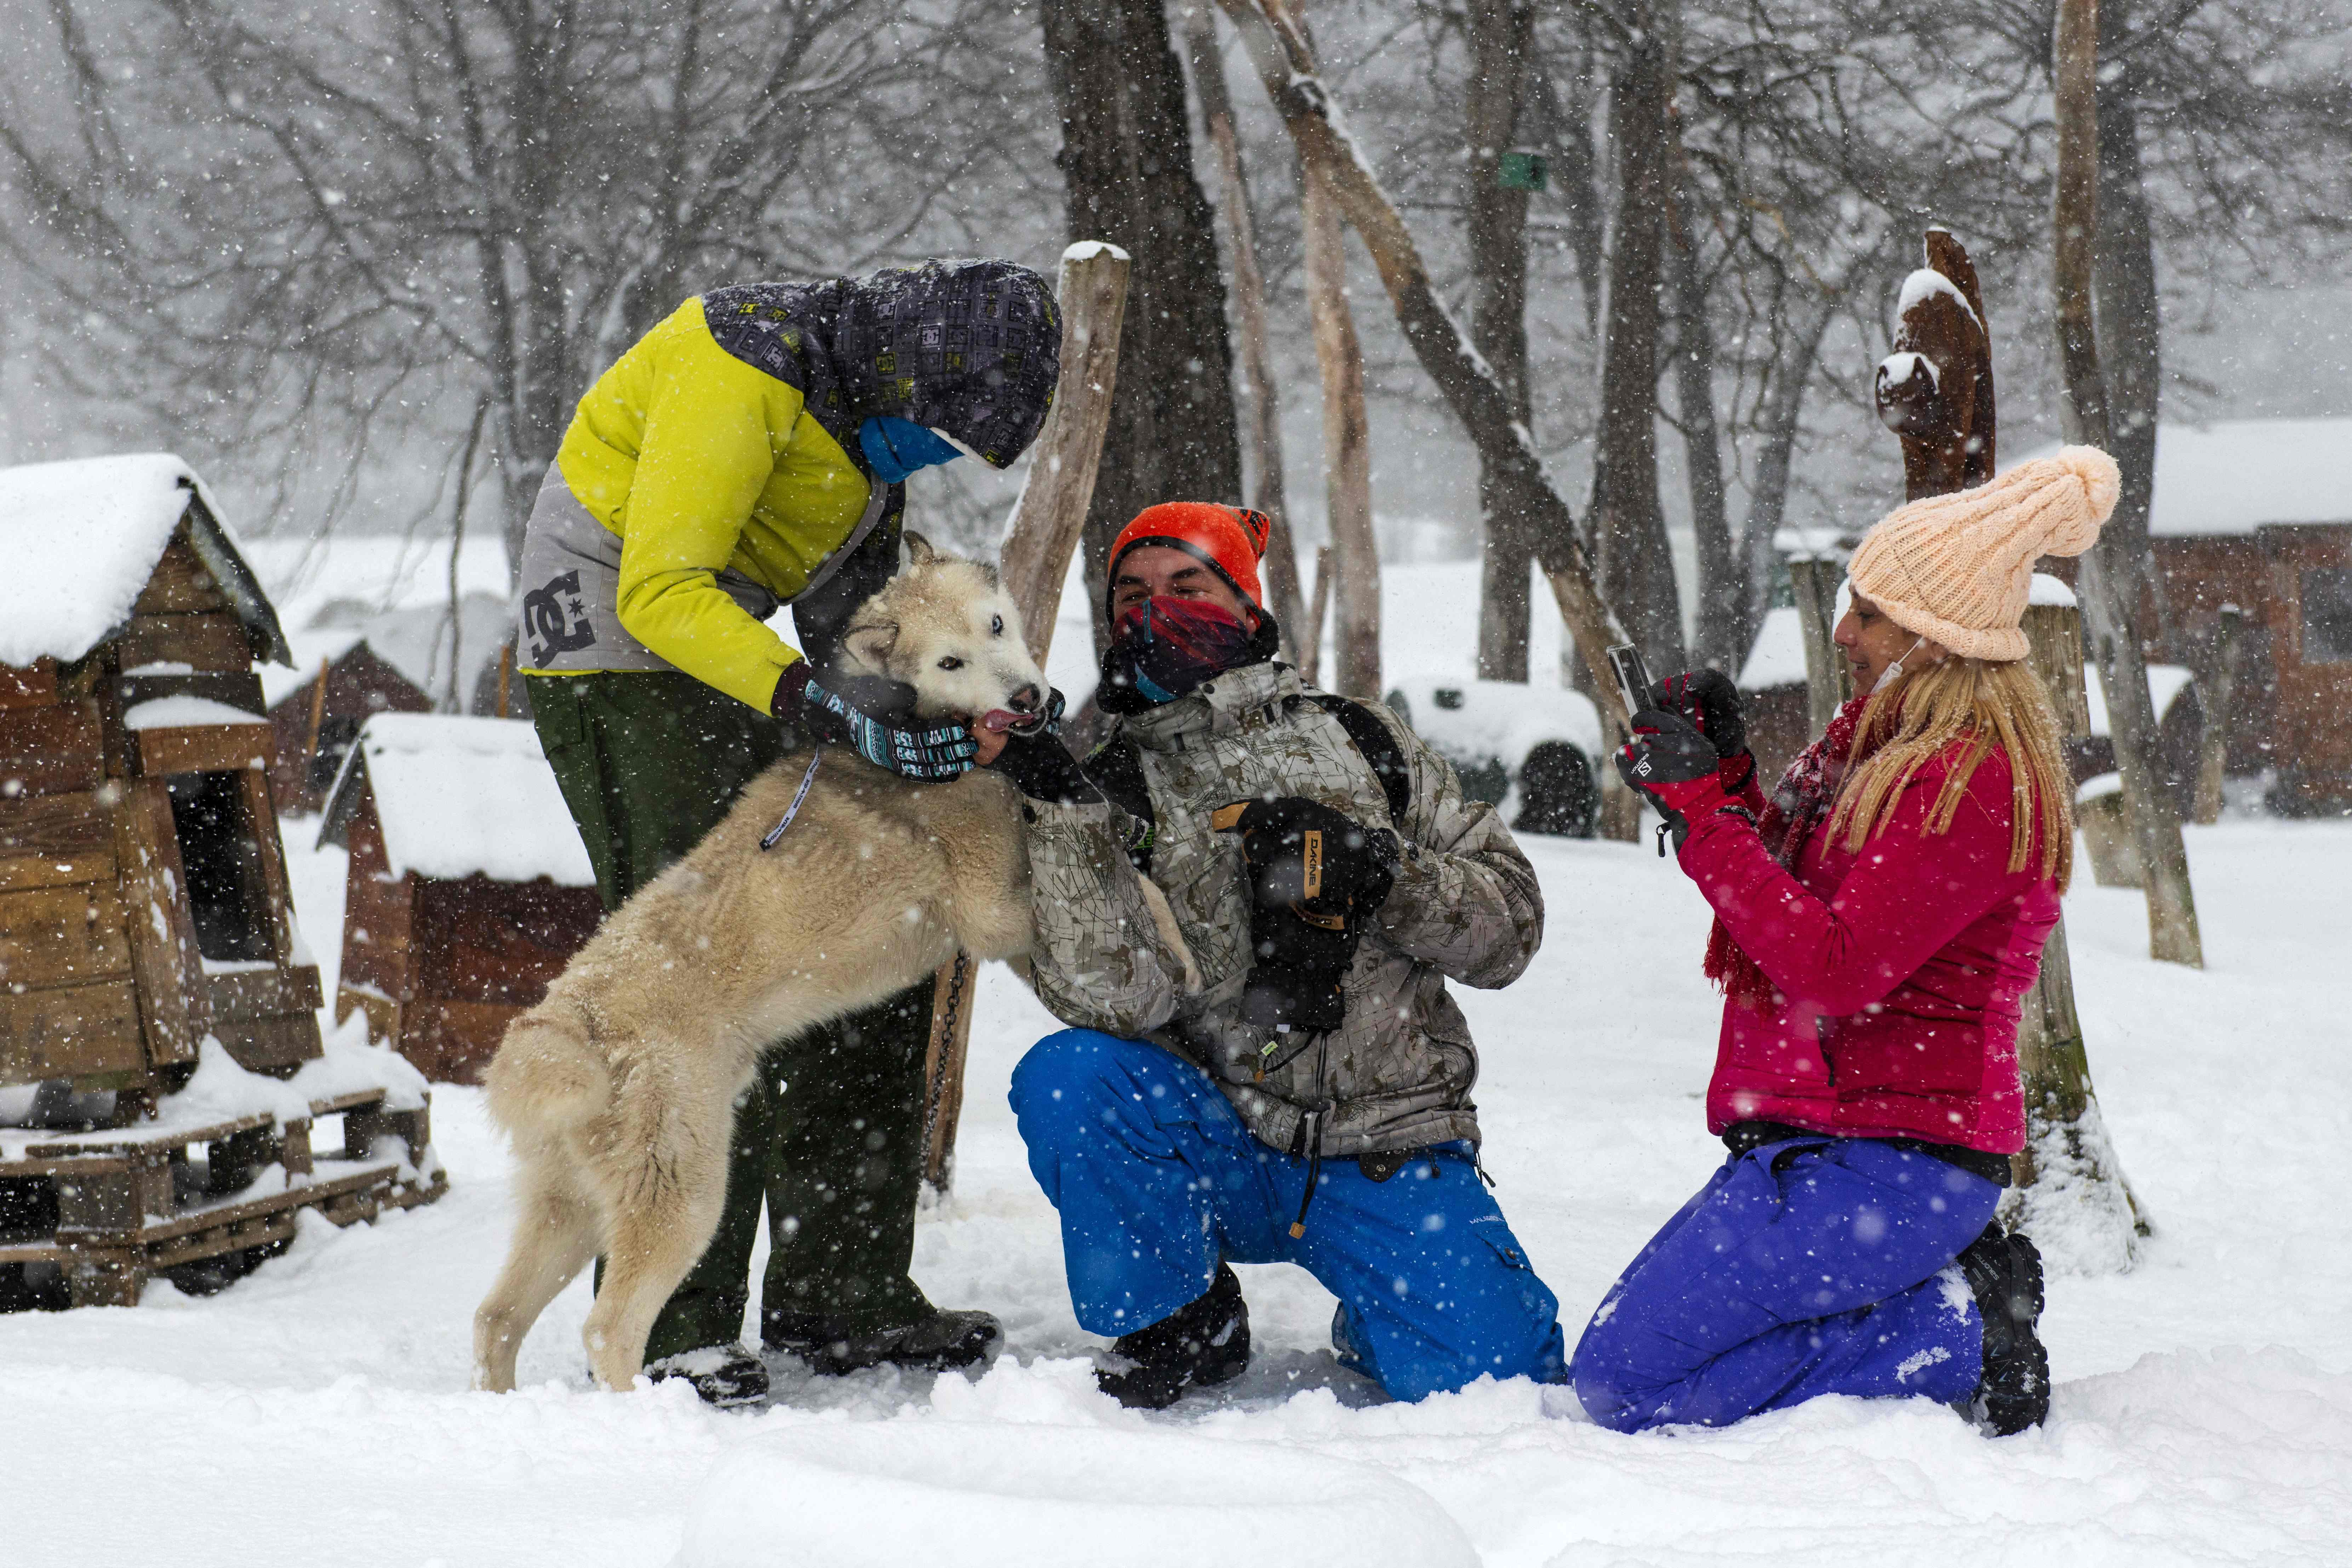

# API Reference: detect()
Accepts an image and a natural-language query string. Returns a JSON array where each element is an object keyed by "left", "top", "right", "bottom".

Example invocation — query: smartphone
[{"left": 1606, "top": 643, "right": 1654, "bottom": 720}]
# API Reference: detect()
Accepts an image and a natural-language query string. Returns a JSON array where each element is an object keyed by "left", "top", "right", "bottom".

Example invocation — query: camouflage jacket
[{"left": 1023, "top": 659, "right": 1544, "bottom": 1156}]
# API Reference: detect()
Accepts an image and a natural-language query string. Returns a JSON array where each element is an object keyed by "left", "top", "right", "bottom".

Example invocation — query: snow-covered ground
[{"left": 5, "top": 803, "right": 2348, "bottom": 1564}]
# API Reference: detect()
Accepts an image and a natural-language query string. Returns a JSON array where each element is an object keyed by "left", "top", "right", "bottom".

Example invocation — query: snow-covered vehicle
[{"left": 1381, "top": 678, "right": 1605, "bottom": 838}]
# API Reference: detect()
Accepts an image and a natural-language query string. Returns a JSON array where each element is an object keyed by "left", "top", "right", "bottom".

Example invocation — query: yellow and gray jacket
[
  {"left": 1023, "top": 659, "right": 1546, "bottom": 1156},
  {"left": 516, "top": 259, "right": 1058, "bottom": 713}
]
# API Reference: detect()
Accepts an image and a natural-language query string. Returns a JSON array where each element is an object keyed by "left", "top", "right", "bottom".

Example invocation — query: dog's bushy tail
[{"left": 484, "top": 1003, "right": 612, "bottom": 1138}]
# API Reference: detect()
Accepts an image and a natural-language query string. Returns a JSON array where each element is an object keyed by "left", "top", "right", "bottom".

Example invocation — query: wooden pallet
[{"left": 0, "top": 1087, "right": 445, "bottom": 1307}]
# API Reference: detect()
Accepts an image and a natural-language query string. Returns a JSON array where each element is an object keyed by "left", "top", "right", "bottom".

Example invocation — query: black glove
[
  {"left": 781, "top": 663, "right": 977, "bottom": 783},
  {"left": 1614, "top": 708, "right": 1723, "bottom": 856},
  {"left": 986, "top": 702, "right": 1101, "bottom": 806},
  {"left": 1215, "top": 797, "right": 1399, "bottom": 1036},
  {"left": 1648, "top": 669, "right": 1751, "bottom": 787}
]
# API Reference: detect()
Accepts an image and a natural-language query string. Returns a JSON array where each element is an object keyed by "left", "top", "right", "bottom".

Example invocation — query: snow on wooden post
[
  {"left": 925, "top": 242, "right": 1131, "bottom": 1198},
  {"left": 996, "top": 241, "right": 1133, "bottom": 666},
  {"left": 1785, "top": 552, "right": 1850, "bottom": 736}
]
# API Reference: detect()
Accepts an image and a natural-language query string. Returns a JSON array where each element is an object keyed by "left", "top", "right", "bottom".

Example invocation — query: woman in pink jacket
[{"left": 1572, "top": 449, "right": 2120, "bottom": 1437}]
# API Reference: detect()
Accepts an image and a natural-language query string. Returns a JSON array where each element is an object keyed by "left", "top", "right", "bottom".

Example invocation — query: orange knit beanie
[{"left": 1846, "top": 445, "right": 2119, "bottom": 662}]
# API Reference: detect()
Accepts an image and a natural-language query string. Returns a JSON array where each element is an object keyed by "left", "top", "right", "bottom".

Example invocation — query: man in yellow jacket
[{"left": 515, "top": 258, "right": 1058, "bottom": 1404}]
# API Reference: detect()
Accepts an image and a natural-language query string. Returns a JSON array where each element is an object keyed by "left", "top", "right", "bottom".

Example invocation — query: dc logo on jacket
[{"left": 523, "top": 569, "right": 595, "bottom": 665}]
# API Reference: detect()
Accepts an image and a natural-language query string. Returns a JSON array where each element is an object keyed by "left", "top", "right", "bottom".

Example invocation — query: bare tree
[
  {"left": 2054, "top": 0, "right": 2203, "bottom": 968},
  {"left": 1183, "top": 5, "right": 1313, "bottom": 672},
  {"left": 0, "top": 0, "right": 1045, "bottom": 574},
  {"left": 1464, "top": 0, "right": 1538, "bottom": 684},
  {"left": 1587, "top": 0, "right": 1686, "bottom": 673},
  {"left": 1042, "top": 0, "right": 1245, "bottom": 663}
]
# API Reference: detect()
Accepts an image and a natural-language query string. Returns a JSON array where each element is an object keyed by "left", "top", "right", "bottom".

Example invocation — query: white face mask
[{"left": 1878, "top": 635, "right": 1928, "bottom": 688}]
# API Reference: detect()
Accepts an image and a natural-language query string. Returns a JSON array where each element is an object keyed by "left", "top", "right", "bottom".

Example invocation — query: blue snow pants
[
  {"left": 1569, "top": 1134, "right": 2001, "bottom": 1432},
  {"left": 1009, "top": 1029, "right": 1568, "bottom": 1402}
]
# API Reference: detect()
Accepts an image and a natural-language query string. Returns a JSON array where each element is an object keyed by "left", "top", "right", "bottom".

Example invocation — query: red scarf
[{"left": 1704, "top": 693, "right": 1875, "bottom": 1010}]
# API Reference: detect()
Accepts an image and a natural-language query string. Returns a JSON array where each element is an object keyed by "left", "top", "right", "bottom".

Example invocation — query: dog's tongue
[{"left": 978, "top": 709, "right": 1041, "bottom": 734}]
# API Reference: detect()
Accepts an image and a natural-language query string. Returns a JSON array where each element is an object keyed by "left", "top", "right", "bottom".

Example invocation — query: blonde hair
[{"left": 1826, "top": 656, "right": 2074, "bottom": 891}]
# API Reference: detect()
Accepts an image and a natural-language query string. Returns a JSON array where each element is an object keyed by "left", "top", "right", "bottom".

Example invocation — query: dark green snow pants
[{"left": 527, "top": 671, "right": 938, "bottom": 1362}]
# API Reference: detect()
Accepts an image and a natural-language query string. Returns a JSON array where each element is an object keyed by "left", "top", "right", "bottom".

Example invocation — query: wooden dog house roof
[
  {"left": 0, "top": 452, "right": 293, "bottom": 668},
  {"left": 319, "top": 714, "right": 594, "bottom": 887}
]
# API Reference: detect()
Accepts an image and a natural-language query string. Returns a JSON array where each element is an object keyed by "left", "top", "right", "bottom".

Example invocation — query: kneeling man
[{"left": 986, "top": 502, "right": 1566, "bottom": 1407}]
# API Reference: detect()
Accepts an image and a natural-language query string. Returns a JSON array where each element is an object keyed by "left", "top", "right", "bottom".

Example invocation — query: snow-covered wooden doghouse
[
  {"left": 319, "top": 714, "right": 601, "bottom": 1084},
  {"left": 0, "top": 453, "right": 442, "bottom": 1309},
  {"left": 263, "top": 594, "right": 518, "bottom": 816}
]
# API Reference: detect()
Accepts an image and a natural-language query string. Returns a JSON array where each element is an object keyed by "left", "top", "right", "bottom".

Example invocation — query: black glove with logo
[
  {"left": 1648, "top": 669, "right": 1754, "bottom": 792},
  {"left": 1215, "top": 797, "right": 1399, "bottom": 1036},
  {"left": 1614, "top": 708, "right": 1725, "bottom": 855}
]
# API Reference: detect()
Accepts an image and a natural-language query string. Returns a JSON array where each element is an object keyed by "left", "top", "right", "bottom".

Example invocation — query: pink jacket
[{"left": 1675, "top": 745, "right": 2059, "bottom": 1154}]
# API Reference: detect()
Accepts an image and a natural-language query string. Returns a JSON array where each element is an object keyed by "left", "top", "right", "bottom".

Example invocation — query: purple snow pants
[{"left": 1569, "top": 1134, "right": 2000, "bottom": 1432}]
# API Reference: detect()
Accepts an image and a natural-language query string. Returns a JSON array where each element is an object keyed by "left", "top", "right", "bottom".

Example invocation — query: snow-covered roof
[
  {"left": 0, "top": 452, "right": 293, "bottom": 668},
  {"left": 1384, "top": 678, "right": 1602, "bottom": 766},
  {"left": 319, "top": 714, "right": 595, "bottom": 887},
  {"left": 2016, "top": 420, "right": 2352, "bottom": 538},
  {"left": 1738, "top": 607, "right": 1808, "bottom": 691},
  {"left": 261, "top": 595, "right": 512, "bottom": 713},
  {"left": 2084, "top": 664, "right": 2197, "bottom": 738}
]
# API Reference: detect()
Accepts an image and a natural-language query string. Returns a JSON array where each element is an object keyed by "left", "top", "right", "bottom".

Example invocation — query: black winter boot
[
  {"left": 1097, "top": 1263, "right": 1252, "bottom": 1410},
  {"left": 645, "top": 1344, "right": 770, "bottom": 1408},
  {"left": 1959, "top": 1224, "right": 2049, "bottom": 1436},
  {"left": 764, "top": 1307, "right": 1001, "bottom": 1376}
]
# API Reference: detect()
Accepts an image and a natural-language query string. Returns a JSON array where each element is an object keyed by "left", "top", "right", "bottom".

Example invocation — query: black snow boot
[
  {"left": 645, "top": 1344, "right": 770, "bottom": 1408},
  {"left": 1097, "top": 1263, "right": 1252, "bottom": 1411},
  {"left": 764, "top": 1307, "right": 1002, "bottom": 1376},
  {"left": 1959, "top": 1224, "right": 2049, "bottom": 1436}
]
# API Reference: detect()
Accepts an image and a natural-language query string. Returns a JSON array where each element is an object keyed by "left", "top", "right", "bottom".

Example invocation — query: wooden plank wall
[{"left": 3, "top": 519, "right": 327, "bottom": 1096}]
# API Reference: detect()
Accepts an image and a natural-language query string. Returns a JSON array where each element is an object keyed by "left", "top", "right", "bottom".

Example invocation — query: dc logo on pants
[{"left": 523, "top": 569, "right": 595, "bottom": 665}]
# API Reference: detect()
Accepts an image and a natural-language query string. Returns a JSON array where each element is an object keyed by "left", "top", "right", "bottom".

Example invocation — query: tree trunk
[
  {"left": 1466, "top": 0, "right": 1537, "bottom": 685},
  {"left": 1043, "top": 0, "right": 1245, "bottom": 662},
  {"left": 2053, "top": 0, "right": 2203, "bottom": 968},
  {"left": 1589, "top": 4, "right": 1686, "bottom": 674},
  {"left": 1301, "top": 159, "right": 1382, "bottom": 699},
  {"left": 1740, "top": 295, "right": 1835, "bottom": 647},
  {"left": 1181, "top": 5, "right": 1311, "bottom": 672},
  {"left": 2092, "top": 0, "right": 2175, "bottom": 651},
  {"left": 1214, "top": 0, "right": 1635, "bottom": 728},
  {"left": 2008, "top": 597, "right": 2150, "bottom": 1269},
  {"left": 1666, "top": 120, "right": 1738, "bottom": 674},
  {"left": 1526, "top": 63, "right": 1606, "bottom": 339}
]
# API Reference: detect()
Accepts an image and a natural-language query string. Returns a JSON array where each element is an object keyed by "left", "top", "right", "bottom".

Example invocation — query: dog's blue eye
[
  {"left": 990, "top": 615, "right": 1004, "bottom": 636},
  {"left": 938, "top": 656, "right": 964, "bottom": 670}
]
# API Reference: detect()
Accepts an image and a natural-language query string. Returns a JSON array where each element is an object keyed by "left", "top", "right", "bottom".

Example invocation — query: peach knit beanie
[{"left": 1845, "top": 445, "right": 2119, "bottom": 662}]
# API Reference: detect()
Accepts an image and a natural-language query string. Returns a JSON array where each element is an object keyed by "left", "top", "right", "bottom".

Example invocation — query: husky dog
[{"left": 471, "top": 535, "right": 1191, "bottom": 1396}]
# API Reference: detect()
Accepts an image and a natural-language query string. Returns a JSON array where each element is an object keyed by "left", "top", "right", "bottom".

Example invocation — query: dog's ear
[
  {"left": 840, "top": 620, "right": 900, "bottom": 675},
  {"left": 903, "top": 530, "right": 939, "bottom": 568}
]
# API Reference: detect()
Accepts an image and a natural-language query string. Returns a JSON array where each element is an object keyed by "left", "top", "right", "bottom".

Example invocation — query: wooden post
[
  {"left": 923, "top": 241, "right": 1134, "bottom": 1197},
  {"left": 1301, "top": 158, "right": 1381, "bottom": 699},
  {"left": 1786, "top": 556, "right": 1850, "bottom": 734},
  {"left": 997, "top": 242, "right": 1134, "bottom": 665}
]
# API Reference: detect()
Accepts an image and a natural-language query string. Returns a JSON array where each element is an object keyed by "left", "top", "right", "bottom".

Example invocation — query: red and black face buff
[{"left": 1100, "top": 597, "right": 1264, "bottom": 709}]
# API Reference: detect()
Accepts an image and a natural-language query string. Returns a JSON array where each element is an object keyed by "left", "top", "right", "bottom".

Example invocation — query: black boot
[
  {"left": 1959, "top": 1224, "right": 2049, "bottom": 1436},
  {"left": 764, "top": 1306, "right": 1001, "bottom": 1376},
  {"left": 1097, "top": 1263, "right": 1251, "bottom": 1410},
  {"left": 645, "top": 1344, "right": 770, "bottom": 1408}
]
